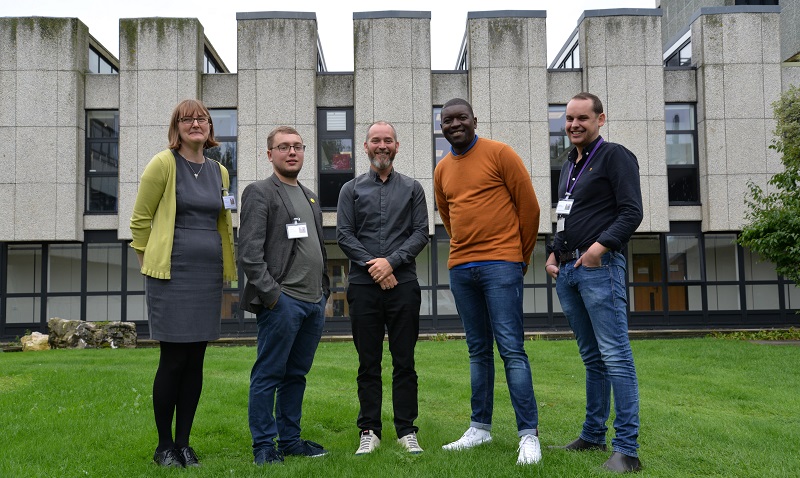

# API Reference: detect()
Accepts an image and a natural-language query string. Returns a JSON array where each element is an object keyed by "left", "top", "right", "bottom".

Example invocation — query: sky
[{"left": 4, "top": 0, "right": 656, "bottom": 71}]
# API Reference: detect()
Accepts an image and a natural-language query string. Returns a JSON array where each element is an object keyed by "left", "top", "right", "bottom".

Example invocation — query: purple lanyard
[{"left": 564, "top": 137, "right": 604, "bottom": 198}]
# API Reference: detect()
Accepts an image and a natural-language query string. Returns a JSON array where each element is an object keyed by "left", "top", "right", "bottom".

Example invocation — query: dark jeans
[
  {"left": 347, "top": 280, "right": 421, "bottom": 439},
  {"left": 248, "top": 293, "right": 325, "bottom": 453}
]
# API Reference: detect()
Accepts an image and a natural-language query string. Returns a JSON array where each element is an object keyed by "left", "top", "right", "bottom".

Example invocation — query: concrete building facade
[{"left": 1, "top": 4, "right": 798, "bottom": 340}]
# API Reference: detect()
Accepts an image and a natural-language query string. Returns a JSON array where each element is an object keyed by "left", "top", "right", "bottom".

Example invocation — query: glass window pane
[
  {"left": 126, "top": 294, "right": 147, "bottom": 321},
  {"left": 550, "top": 135, "right": 571, "bottom": 168},
  {"left": 665, "top": 105, "right": 694, "bottom": 131},
  {"left": 667, "top": 285, "right": 702, "bottom": 311},
  {"left": 205, "top": 141, "right": 237, "bottom": 172},
  {"left": 221, "top": 291, "right": 239, "bottom": 320},
  {"left": 668, "top": 167, "right": 699, "bottom": 203},
  {"left": 87, "top": 111, "right": 119, "bottom": 137},
  {"left": 87, "top": 244, "right": 122, "bottom": 292},
  {"left": 319, "top": 172, "right": 353, "bottom": 209},
  {"left": 666, "top": 235, "right": 701, "bottom": 281},
  {"left": 627, "top": 235, "right": 661, "bottom": 281},
  {"left": 523, "top": 287, "right": 549, "bottom": 313},
  {"left": 785, "top": 284, "right": 800, "bottom": 310},
  {"left": 435, "top": 137, "right": 450, "bottom": 166},
  {"left": 420, "top": 289, "right": 433, "bottom": 316},
  {"left": 88, "top": 142, "right": 119, "bottom": 172},
  {"left": 326, "top": 111, "right": 347, "bottom": 131},
  {"left": 87, "top": 177, "right": 118, "bottom": 213},
  {"left": 548, "top": 106, "right": 566, "bottom": 133},
  {"left": 47, "top": 296, "right": 81, "bottom": 321},
  {"left": 209, "top": 110, "right": 237, "bottom": 137},
  {"left": 551, "top": 288, "right": 562, "bottom": 313},
  {"left": 89, "top": 48, "right": 99, "bottom": 73},
  {"left": 320, "top": 139, "right": 353, "bottom": 171},
  {"left": 524, "top": 239, "right": 548, "bottom": 285},
  {"left": 743, "top": 249, "right": 777, "bottom": 281},
  {"left": 745, "top": 284, "right": 780, "bottom": 310},
  {"left": 6, "top": 297, "right": 41, "bottom": 323},
  {"left": 127, "top": 248, "right": 145, "bottom": 292},
  {"left": 436, "top": 289, "right": 458, "bottom": 315},
  {"left": 707, "top": 285, "right": 740, "bottom": 310},
  {"left": 48, "top": 245, "right": 82, "bottom": 293},
  {"left": 7, "top": 245, "right": 42, "bottom": 293},
  {"left": 415, "top": 244, "right": 432, "bottom": 287},
  {"left": 436, "top": 240, "right": 450, "bottom": 286},
  {"left": 666, "top": 134, "right": 695, "bottom": 165},
  {"left": 433, "top": 107, "right": 442, "bottom": 135},
  {"left": 705, "top": 234, "right": 739, "bottom": 281},
  {"left": 86, "top": 295, "right": 122, "bottom": 321}
]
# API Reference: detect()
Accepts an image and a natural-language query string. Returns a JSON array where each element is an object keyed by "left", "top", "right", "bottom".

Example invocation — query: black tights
[{"left": 153, "top": 341, "right": 208, "bottom": 452}]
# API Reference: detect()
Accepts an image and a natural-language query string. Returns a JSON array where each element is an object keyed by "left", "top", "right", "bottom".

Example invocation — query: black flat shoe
[
  {"left": 177, "top": 446, "right": 200, "bottom": 467},
  {"left": 564, "top": 437, "right": 607, "bottom": 451},
  {"left": 603, "top": 451, "right": 642, "bottom": 473},
  {"left": 153, "top": 448, "right": 184, "bottom": 467}
]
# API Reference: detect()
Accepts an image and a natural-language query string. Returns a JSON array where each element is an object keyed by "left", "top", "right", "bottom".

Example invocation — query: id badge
[
  {"left": 556, "top": 198, "right": 574, "bottom": 215},
  {"left": 557, "top": 217, "right": 565, "bottom": 233},
  {"left": 286, "top": 218, "right": 309, "bottom": 239},
  {"left": 222, "top": 195, "right": 236, "bottom": 210}
]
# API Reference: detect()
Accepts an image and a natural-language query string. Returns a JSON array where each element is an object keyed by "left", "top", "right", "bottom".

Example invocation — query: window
[
  {"left": 549, "top": 105, "right": 571, "bottom": 204},
  {"left": 85, "top": 111, "right": 120, "bottom": 213},
  {"left": 432, "top": 107, "right": 449, "bottom": 168},
  {"left": 317, "top": 108, "right": 354, "bottom": 209},
  {"left": 665, "top": 40, "right": 691, "bottom": 67},
  {"left": 88, "top": 46, "right": 118, "bottom": 74},
  {"left": 665, "top": 104, "right": 699, "bottom": 203},
  {"left": 203, "top": 48, "right": 223, "bottom": 74},
  {"left": 204, "top": 109, "right": 238, "bottom": 204},
  {"left": 556, "top": 43, "right": 580, "bottom": 69}
]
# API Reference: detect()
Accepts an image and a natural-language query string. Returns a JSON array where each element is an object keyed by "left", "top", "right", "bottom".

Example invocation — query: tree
[{"left": 738, "top": 85, "right": 800, "bottom": 286}]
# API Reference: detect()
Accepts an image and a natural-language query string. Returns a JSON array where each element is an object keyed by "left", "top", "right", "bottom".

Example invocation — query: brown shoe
[
  {"left": 603, "top": 452, "right": 642, "bottom": 473},
  {"left": 564, "top": 437, "right": 607, "bottom": 451}
]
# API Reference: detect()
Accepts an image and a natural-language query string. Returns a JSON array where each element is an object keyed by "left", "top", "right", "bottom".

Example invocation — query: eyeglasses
[
  {"left": 178, "top": 117, "right": 210, "bottom": 125},
  {"left": 270, "top": 144, "right": 306, "bottom": 153}
]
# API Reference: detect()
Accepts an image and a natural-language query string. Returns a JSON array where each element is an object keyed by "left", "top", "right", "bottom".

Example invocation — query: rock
[
  {"left": 21, "top": 332, "right": 51, "bottom": 351},
  {"left": 48, "top": 317, "right": 137, "bottom": 349}
]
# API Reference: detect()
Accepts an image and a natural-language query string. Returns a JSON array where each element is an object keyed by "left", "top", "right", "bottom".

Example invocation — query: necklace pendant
[{"left": 194, "top": 173, "right": 199, "bottom": 179}]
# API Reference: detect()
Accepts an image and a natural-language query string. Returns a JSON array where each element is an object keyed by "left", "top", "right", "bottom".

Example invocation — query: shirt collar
[
  {"left": 568, "top": 135, "right": 603, "bottom": 163},
  {"left": 368, "top": 167, "right": 393, "bottom": 182},
  {"left": 451, "top": 135, "right": 479, "bottom": 156}
]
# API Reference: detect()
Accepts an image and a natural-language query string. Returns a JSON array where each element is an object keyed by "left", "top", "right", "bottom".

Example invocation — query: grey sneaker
[
  {"left": 355, "top": 430, "right": 380, "bottom": 455},
  {"left": 442, "top": 427, "right": 492, "bottom": 451},
  {"left": 398, "top": 432, "right": 423, "bottom": 454}
]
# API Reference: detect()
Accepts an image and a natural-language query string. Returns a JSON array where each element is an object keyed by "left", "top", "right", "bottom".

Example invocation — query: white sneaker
[
  {"left": 516, "top": 434, "right": 542, "bottom": 465},
  {"left": 442, "top": 427, "right": 492, "bottom": 451},
  {"left": 398, "top": 432, "right": 423, "bottom": 454},
  {"left": 355, "top": 430, "right": 380, "bottom": 455}
]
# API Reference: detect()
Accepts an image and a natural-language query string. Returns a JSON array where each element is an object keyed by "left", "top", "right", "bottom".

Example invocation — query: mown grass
[{"left": 1, "top": 338, "right": 798, "bottom": 477}]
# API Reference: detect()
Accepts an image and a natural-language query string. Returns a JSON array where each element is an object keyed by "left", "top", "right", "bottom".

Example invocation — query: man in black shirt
[
  {"left": 337, "top": 121, "right": 429, "bottom": 456},
  {"left": 545, "top": 92, "right": 644, "bottom": 473}
]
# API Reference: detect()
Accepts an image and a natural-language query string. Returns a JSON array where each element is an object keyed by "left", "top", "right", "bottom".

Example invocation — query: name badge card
[
  {"left": 557, "top": 217, "right": 565, "bottom": 233},
  {"left": 556, "top": 198, "right": 574, "bottom": 215},
  {"left": 222, "top": 195, "right": 236, "bottom": 210},
  {"left": 286, "top": 218, "right": 309, "bottom": 239}
]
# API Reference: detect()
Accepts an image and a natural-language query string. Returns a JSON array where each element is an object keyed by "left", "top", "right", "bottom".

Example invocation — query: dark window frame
[
  {"left": 317, "top": 108, "right": 355, "bottom": 211},
  {"left": 665, "top": 103, "right": 700, "bottom": 204},
  {"left": 85, "top": 110, "right": 120, "bottom": 214}
]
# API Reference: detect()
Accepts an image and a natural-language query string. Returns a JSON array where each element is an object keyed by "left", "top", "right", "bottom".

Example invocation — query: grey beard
[{"left": 370, "top": 157, "right": 393, "bottom": 170}]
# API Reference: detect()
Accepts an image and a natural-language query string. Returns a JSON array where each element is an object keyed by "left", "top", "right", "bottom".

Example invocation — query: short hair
[
  {"left": 442, "top": 98, "right": 475, "bottom": 116},
  {"left": 167, "top": 99, "right": 219, "bottom": 150},
  {"left": 365, "top": 121, "right": 398, "bottom": 142},
  {"left": 267, "top": 126, "right": 302, "bottom": 149},
  {"left": 571, "top": 92, "right": 604, "bottom": 115}
]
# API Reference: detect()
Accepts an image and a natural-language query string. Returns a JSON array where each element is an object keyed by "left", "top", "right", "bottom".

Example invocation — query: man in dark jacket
[{"left": 239, "top": 125, "right": 330, "bottom": 466}]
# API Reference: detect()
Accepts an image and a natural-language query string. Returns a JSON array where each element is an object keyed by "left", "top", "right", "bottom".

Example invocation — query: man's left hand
[{"left": 367, "top": 257, "right": 394, "bottom": 283}]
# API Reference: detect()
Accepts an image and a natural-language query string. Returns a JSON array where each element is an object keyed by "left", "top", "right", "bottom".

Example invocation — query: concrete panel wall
[
  {"left": 117, "top": 18, "right": 205, "bottom": 240},
  {"left": 236, "top": 12, "right": 319, "bottom": 203},
  {"left": 354, "top": 12, "right": 434, "bottom": 234},
  {"left": 0, "top": 17, "right": 88, "bottom": 242},
  {"left": 466, "top": 11, "right": 549, "bottom": 233},
  {"left": 693, "top": 11, "right": 782, "bottom": 231},
  {"left": 579, "top": 11, "right": 669, "bottom": 234}
]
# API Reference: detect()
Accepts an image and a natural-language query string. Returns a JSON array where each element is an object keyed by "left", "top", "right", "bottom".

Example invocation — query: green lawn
[{"left": 1, "top": 338, "right": 798, "bottom": 477}]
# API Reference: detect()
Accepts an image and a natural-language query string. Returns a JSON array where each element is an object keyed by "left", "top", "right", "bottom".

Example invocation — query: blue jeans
[
  {"left": 556, "top": 251, "right": 640, "bottom": 457},
  {"left": 449, "top": 262, "right": 538, "bottom": 437},
  {"left": 248, "top": 293, "right": 325, "bottom": 453}
]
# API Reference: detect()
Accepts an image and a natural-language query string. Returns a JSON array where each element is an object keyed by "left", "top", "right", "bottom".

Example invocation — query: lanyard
[{"left": 564, "top": 137, "right": 604, "bottom": 198}]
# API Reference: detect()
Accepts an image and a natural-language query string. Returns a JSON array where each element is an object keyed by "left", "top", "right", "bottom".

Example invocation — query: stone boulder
[
  {"left": 21, "top": 331, "right": 51, "bottom": 351},
  {"left": 48, "top": 317, "right": 137, "bottom": 349}
]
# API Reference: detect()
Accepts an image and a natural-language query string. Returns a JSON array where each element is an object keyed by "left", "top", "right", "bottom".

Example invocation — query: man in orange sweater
[{"left": 434, "top": 98, "right": 542, "bottom": 465}]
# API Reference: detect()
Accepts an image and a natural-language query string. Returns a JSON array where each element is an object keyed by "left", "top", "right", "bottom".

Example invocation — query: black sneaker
[
  {"left": 177, "top": 446, "right": 200, "bottom": 467},
  {"left": 282, "top": 439, "right": 329, "bottom": 457},
  {"left": 153, "top": 448, "right": 183, "bottom": 467},
  {"left": 254, "top": 446, "right": 284, "bottom": 466}
]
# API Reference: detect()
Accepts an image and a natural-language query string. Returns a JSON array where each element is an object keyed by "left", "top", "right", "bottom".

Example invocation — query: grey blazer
[{"left": 238, "top": 174, "right": 330, "bottom": 314}]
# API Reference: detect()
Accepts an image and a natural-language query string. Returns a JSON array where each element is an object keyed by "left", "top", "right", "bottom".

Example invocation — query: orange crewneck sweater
[{"left": 434, "top": 137, "right": 540, "bottom": 269}]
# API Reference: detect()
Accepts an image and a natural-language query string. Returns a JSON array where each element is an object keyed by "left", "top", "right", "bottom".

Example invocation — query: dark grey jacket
[{"left": 238, "top": 174, "right": 330, "bottom": 314}]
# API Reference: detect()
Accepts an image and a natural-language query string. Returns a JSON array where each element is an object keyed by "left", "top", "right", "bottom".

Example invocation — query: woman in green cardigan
[{"left": 130, "top": 99, "right": 236, "bottom": 468}]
